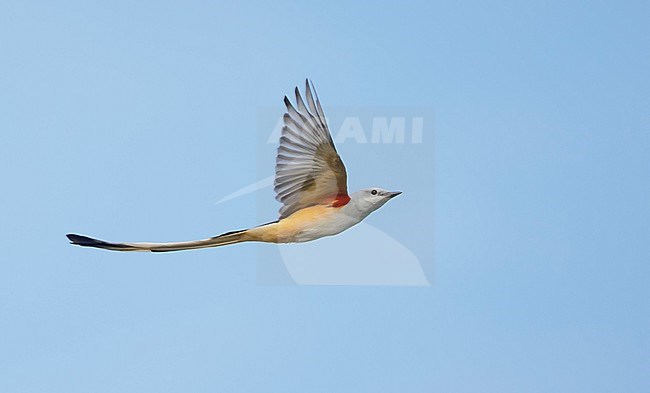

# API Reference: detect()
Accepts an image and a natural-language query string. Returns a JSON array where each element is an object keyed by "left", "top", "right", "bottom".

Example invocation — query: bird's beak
[{"left": 387, "top": 191, "right": 402, "bottom": 199}]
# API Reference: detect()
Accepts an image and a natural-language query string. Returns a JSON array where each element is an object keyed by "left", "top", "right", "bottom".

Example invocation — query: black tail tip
[{"left": 67, "top": 233, "right": 100, "bottom": 247}]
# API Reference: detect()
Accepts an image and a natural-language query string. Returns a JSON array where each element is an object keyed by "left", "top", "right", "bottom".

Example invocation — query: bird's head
[{"left": 350, "top": 187, "right": 402, "bottom": 216}]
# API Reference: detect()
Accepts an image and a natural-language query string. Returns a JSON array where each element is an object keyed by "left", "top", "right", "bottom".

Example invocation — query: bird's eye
[{"left": 371, "top": 189, "right": 378, "bottom": 195}]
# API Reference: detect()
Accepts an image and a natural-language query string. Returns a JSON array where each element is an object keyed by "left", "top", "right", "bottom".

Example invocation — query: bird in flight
[{"left": 67, "top": 80, "right": 402, "bottom": 252}]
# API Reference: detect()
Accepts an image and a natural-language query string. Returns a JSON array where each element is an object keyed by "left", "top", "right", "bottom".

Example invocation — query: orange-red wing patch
[{"left": 331, "top": 193, "right": 351, "bottom": 207}]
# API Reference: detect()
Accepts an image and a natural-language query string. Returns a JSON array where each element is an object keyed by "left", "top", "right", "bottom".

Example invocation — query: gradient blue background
[{"left": 1, "top": 1, "right": 648, "bottom": 392}]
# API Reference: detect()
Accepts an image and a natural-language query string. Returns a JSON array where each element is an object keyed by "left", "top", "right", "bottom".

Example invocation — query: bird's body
[
  {"left": 251, "top": 204, "right": 355, "bottom": 243},
  {"left": 67, "top": 81, "right": 401, "bottom": 252},
  {"left": 256, "top": 190, "right": 388, "bottom": 243}
]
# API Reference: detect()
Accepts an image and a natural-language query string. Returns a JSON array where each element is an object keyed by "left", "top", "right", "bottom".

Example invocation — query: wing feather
[{"left": 274, "top": 80, "right": 348, "bottom": 219}]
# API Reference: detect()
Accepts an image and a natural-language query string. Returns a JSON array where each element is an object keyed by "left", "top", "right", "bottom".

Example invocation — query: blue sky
[{"left": 1, "top": 1, "right": 648, "bottom": 392}]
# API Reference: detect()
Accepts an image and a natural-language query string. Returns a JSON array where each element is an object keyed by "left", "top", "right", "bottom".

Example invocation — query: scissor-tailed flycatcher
[{"left": 67, "top": 80, "right": 401, "bottom": 252}]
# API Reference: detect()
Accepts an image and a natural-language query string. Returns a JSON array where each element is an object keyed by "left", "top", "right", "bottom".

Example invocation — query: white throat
[{"left": 340, "top": 191, "right": 387, "bottom": 221}]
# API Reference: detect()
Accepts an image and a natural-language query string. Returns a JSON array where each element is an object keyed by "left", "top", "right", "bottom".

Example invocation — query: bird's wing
[{"left": 275, "top": 80, "right": 349, "bottom": 219}]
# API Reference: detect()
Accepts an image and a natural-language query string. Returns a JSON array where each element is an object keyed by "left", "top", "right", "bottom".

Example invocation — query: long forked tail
[{"left": 66, "top": 229, "right": 251, "bottom": 253}]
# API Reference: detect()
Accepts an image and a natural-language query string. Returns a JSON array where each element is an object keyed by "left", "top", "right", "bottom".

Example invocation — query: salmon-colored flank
[
  {"left": 246, "top": 204, "right": 339, "bottom": 243},
  {"left": 331, "top": 193, "right": 351, "bottom": 207}
]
